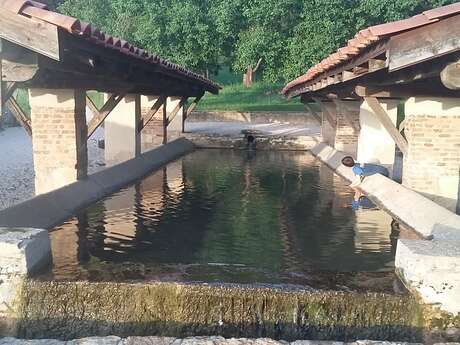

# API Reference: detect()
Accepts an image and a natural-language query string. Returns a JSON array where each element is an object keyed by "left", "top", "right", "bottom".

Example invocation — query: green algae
[{"left": 14, "top": 280, "right": 424, "bottom": 342}]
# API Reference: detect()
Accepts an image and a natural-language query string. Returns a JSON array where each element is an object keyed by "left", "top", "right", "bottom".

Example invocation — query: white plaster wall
[
  {"left": 406, "top": 96, "right": 460, "bottom": 116},
  {"left": 357, "top": 99, "right": 398, "bottom": 165},
  {"left": 105, "top": 95, "right": 141, "bottom": 166}
]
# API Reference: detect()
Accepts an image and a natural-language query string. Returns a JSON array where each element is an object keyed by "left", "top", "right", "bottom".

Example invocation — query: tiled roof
[
  {"left": 0, "top": 0, "right": 220, "bottom": 93},
  {"left": 282, "top": 2, "right": 460, "bottom": 96}
]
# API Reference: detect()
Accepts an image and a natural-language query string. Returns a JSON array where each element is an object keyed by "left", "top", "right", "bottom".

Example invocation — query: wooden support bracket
[
  {"left": 0, "top": 39, "right": 3, "bottom": 119},
  {"left": 312, "top": 97, "right": 336, "bottom": 128},
  {"left": 139, "top": 95, "right": 166, "bottom": 132},
  {"left": 331, "top": 99, "right": 361, "bottom": 133},
  {"left": 303, "top": 103, "right": 322, "bottom": 124},
  {"left": 365, "top": 97, "right": 408, "bottom": 155},
  {"left": 163, "top": 98, "right": 168, "bottom": 145},
  {"left": 6, "top": 97, "right": 32, "bottom": 136},
  {"left": 183, "top": 93, "right": 204, "bottom": 132},
  {"left": 87, "top": 93, "right": 125, "bottom": 138},
  {"left": 167, "top": 97, "right": 187, "bottom": 126}
]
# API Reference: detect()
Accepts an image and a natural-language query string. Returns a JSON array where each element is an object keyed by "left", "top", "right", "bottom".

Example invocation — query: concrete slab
[
  {"left": 0, "top": 139, "right": 195, "bottom": 230},
  {"left": 310, "top": 143, "right": 460, "bottom": 241},
  {"left": 0, "top": 228, "right": 51, "bottom": 314},
  {"left": 396, "top": 239, "right": 460, "bottom": 314}
]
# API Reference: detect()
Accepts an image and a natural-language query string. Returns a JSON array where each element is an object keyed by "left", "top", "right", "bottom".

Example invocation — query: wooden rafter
[
  {"left": 365, "top": 97, "right": 408, "bottom": 155},
  {"left": 331, "top": 99, "right": 360, "bottom": 133},
  {"left": 138, "top": 95, "right": 166, "bottom": 132},
  {"left": 87, "top": 93, "right": 125, "bottom": 138},
  {"left": 183, "top": 93, "right": 204, "bottom": 132},
  {"left": 312, "top": 97, "right": 335, "bottom": 128},
  {"left": 167, "top": 97, "right": 187, "bottom": 126},
  {"left": 6, "top": 97, "right": 32, "bottom": 136},
  {"left": 303, "top": 103, "right": 322, "bottom": 124}
]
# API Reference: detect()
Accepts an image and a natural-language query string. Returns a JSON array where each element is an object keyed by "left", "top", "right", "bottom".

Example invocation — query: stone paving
[{"left": 1, "top": 337, "right": 453, "bottom": 345}]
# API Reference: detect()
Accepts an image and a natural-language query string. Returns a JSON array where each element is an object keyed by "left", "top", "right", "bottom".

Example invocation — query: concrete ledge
[
  {"left": 0, "top": 228, "right": 50, "bottom": 317},
  {"left": 310, "top": 143, "right": 460, "bottom": 241},
  {"left": 188, "top": 111, "right": 319, "bottom": 126},
  {"left": 186, "top": 133, "right": 320, "bottom": 151},
  {"left": 396, "top": 239, "right": 460, "bottom": 314},
  {"left": 0, "top": 337, "right": 439, "bottom": 345},
  {"left": 0, "top": 138, "right": 195, "bottom": 230}
]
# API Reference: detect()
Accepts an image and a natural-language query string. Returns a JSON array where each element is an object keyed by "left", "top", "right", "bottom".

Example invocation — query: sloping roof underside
[
  {"left": 282, "top": 2, "right": 460, "bottom": 97},
  {"left": 0, "top": 0, "right": 220, "bottom": 94}
]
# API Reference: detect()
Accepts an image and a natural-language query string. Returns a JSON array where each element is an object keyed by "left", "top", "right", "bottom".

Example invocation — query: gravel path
[{"left": 0, "top": 126, "right": 105, "bottom": 211}]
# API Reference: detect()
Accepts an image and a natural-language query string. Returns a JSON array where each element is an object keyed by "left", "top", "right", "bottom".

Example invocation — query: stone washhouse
[{"left": 283, "top": 2, "right": 460, "bottom": 319}]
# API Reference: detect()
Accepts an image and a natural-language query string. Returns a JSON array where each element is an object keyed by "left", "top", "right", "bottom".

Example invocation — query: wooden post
[
  {"left": 365, "top": 97, "right": 408, "bottom": 155},
  {"left": 163, "top": 97, "right": 167, "bottom": 145},
  {"left": 184, "top": 93, "right": 204, "bottom": 133},
  {"left": 303, "top": 103, "right": 322, "bottom": 124}
]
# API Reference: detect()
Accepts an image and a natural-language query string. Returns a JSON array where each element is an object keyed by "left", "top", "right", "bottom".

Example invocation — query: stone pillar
[
  {"left": 105, "top": 94, "right": 141, "bottom": 166},
  {"left": 0, "top": 228, "right": 51, "bottom": 335},
  {"left": 403, "top": 97, "right": 460, "bottom": 212},
  {"left": 29, "top": 89, "right": 87, "bottom": 195},
  {"left": 334, "top": 101, "right": 360, "bottom": 156},
  {"left": 321, "top": 103, "right": 336, "bottom": 146},
  {"left": 166, "top": 97, "right": 184, "bottom": 142},
  {"left": 140, "top": 95, "right": 164, "bottom": 153},
  {"left": 358, "top": 99, "right": 398, "bottom": 165}
]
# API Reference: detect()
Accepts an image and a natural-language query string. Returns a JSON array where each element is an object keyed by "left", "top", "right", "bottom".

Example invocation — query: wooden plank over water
[
  {"left": 0, "top": 10, "right": 60, "bottom": 61},
  {"left": 388, "top": 15, "right": 460, "bottom": 72}
]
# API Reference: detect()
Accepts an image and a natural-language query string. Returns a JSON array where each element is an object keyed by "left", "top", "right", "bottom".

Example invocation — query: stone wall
[
  {"left": 403, "top": 97, "right": 460, "bottom": 212},
  {"left": 334, "top": 102, "right": 360, "bottom": 156},
  {"left": 29, "top": 89, "right": 87, "bottom": 195},
  {"left": 188, "top": 111, "right": 319, "bottom": 127}
]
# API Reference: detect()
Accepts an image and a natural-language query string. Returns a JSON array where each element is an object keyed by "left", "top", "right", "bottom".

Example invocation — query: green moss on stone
[{"left": 15, "top": 281, "right": 424, "bottom": 342}]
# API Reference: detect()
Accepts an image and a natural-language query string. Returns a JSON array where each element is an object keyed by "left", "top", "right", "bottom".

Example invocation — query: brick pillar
[
  {"left": 140, "top": 95, "right": 164, "bottom": 153},
  {"left": 166, "top": 97, "right": 184, "bottom": 142},
  {"left": 403, "top": 97, "right": 460, "bottom": 212},
  {"left": 105, "top": 94, "right": 141, "bottom": 166},
  {"left": 29, "top": 89, "right": 87, "bottom": 195},
  {"left": 334, "top": 101, "right": 360, "bottom": 156},
  {"left": 358, "top": 99, "right": 398, "bottom": 165},
  {"left": 321, "top": 103, "right": 336, "bottom": 146}
]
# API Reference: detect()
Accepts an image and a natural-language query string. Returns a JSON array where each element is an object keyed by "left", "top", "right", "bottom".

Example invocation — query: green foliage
[
  {"left": 198, "top": 81, "right": 304, "bottom": 112},
  {"left": 58, "top": 0, "right": 459, "bottom": 83}
]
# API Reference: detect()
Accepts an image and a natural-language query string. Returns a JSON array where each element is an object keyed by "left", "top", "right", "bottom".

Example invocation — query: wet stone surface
[{"left": 0, "top": 337, "right": 443, "bottom": 345}]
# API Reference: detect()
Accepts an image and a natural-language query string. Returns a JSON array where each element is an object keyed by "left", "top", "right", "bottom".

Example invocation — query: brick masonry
[
  {"left": 403, "top": 113, "right": 460, "bottom": 211},
  {"left": 321, "top": 102, "right": 359, "bottom": 156},
  {"left": 334, "top": 102, "right": 360, "bottom": 156},
  {"left": 29, "top": 89, "right": 87, "bottom": 195}
]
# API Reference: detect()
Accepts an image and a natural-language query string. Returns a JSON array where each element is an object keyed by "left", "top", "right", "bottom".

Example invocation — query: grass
[{"left": 198, "top": 81, "right": 304, "bottom": 112}]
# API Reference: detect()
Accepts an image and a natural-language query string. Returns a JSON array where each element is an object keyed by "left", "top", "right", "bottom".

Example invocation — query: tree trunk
[{"left": 243, "top": 67, "right": 254, "bottom": 87}]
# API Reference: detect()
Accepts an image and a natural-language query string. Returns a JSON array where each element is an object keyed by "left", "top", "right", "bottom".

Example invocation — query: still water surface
[{"left": 44, "top": 150, "right": 397, "bottom": 290}]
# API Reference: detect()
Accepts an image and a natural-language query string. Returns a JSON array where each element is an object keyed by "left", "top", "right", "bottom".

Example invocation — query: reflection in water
[{"left": 46, "top": 150, "right": 396, "bottom": 289}]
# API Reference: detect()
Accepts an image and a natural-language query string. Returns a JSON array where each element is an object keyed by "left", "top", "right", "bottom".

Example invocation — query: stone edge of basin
[
  {"left": 310, "top": 142, "right": 460, "bottom": 315},
  {"left": 0, "top": 138, "right": 196, "bottom": 230},
  {"left": 1, "top": 336, "right": 453, "bottom": 345}
]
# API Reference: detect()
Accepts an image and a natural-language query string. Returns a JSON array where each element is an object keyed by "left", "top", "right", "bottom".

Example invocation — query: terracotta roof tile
[
  {"left": 283, "top": 2, "right": 460, "bottom": 96},
  {"left": 0, "top": 0, "right": 219, "bottom": 93}
]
